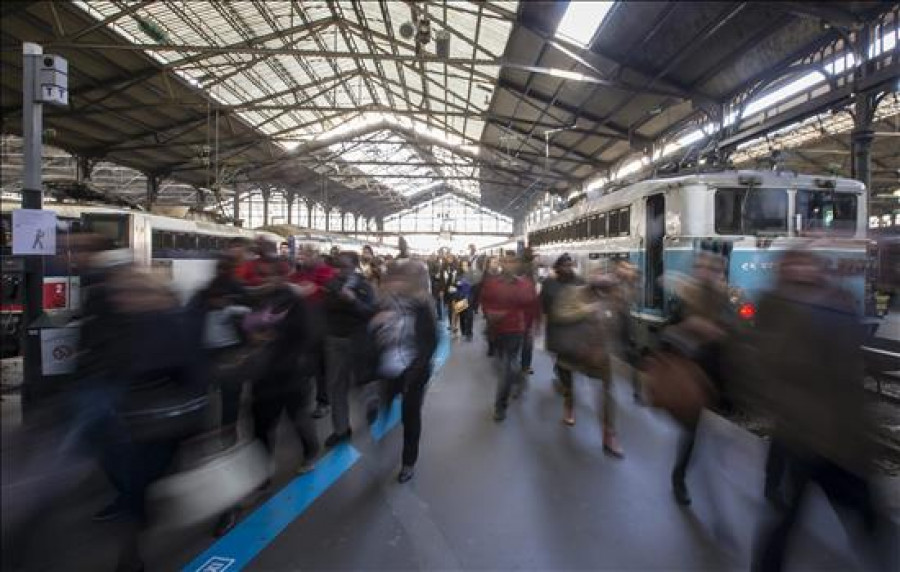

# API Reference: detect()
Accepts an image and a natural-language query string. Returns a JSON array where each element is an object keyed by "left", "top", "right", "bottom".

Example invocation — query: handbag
[
  {"left": 452, "top": 298, "right": 469, "bottom": 314},
  {"left": 642, "top": 351, "right": 714, "bottom": 426}
]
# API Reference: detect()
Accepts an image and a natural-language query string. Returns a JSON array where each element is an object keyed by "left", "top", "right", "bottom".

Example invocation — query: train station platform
[{"left": 4, "top": 318, "right": 899, "bottom": 571}]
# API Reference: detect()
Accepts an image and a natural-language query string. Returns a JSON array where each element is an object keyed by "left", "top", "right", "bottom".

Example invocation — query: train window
[
  {"left": 579, "top": 218, "right": 589, "bottom": 239},
  {"left": 618, "top": 207, "right": 630, "bottom": 236},
  {"left": 84, "top": 215, "right": 128, "bottom": 248},
  {"left": 175, "top": 233, "right": 194, "bottom": 250},
  {"left": 609, "top": 210, "right": 620, "bottom": 236},
  {"left": 796, "top": 191, "right": 857, "bottom": 233},
  {"left": 715, "top": 188, "right": 787, "bottom": 234},
  {"left": 595, "top": 213, "right": 606, "bottom": 238}
]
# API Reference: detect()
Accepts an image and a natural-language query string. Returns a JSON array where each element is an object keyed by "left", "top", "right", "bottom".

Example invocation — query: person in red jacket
[
  {"left": 289, "top": 245, "right": 337, "bottom": 418},
  {"left": 479, "top": 251, "right": 539, "bottom": 422}
]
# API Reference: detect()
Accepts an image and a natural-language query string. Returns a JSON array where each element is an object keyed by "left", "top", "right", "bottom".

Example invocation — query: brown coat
[{"left": 552, "top": 285, "right": 613, "bottom": 379}]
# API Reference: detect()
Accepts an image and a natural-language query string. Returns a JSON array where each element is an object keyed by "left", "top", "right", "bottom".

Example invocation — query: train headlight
[{"left": 738, "top": 302, "right": 756, "bottom": 321}]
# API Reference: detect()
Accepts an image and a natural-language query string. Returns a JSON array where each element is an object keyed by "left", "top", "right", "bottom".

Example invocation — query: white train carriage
[{"left": 1, "top": 199, "right": 282, "bottom": 306}]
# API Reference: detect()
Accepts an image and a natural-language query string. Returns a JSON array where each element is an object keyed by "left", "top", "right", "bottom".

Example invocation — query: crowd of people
[{"left": 4, "top": 233, "right": 895, "bottom": 572}]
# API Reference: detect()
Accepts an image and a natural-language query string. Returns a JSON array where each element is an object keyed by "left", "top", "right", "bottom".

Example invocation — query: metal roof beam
[
  {"left": 496, "top": 77, "right": 652, "bottom": 147},
  {"left": 39, "top": 40, "right": 499, "bottom": 64},
  {"left": 769, "top": 2, "right": 866, "bottom": 27}
]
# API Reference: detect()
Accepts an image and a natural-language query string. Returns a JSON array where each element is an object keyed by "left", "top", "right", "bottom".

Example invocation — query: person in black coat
[{"left": 322, "top": 251, "right": 376, "bottom": 447}]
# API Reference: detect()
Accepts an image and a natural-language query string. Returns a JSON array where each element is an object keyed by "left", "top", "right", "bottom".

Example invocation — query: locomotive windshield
[
  {"left": 796, "top": 190, "right": 857, "bottom": 232},
  {"left": 714, "top": 187, "right": 788, "bottom": 235}
]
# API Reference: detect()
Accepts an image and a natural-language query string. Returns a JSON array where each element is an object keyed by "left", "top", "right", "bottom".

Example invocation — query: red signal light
[{"left": 738, "top": 302, "right": 756, "bottom": 320}]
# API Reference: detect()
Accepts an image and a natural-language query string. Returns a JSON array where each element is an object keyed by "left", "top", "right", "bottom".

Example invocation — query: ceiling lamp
[
  {"left": 133, "top": 15, "right": 169, "bottom": 44},
  {"left": 399, "top": 21, "right": 415, "bottom": 40}
]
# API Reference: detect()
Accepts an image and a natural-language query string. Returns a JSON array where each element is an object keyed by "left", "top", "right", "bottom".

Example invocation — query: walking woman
[
  {"left": 552, "top": 267, "right": 623, "bottom": 456},
  {"left": 370, "top": 260, "right": 438, "bottom": 483}
]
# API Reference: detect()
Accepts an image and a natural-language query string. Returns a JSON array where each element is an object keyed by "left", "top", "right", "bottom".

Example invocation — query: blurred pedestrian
[
  {"left": 752, "top": 248, "right": 893, "bottom": 572},
  {"left": 480, "top": 252, "right": 539, "bottom": 421},
  {"left": 290, "top": 246, "right": 337, "bottom": 420},
  {"left": 75, "top": 243, "right": 204, "bottom": 571},
  {"left": 552, "top": 265, "right": 623, "bottom": 456},
  {"left": 322, "top": 251, "right": 376, "bottom": 447},
  {"left": 541, "top": 253, "right": 584, "bottom": 425},
  {"left": 247, "top": 257, "right": 319, "bottom": 470},
  {"left": 369, "top": 260, "right": 438, "bottom": 483},
  {"left": 661, "top": 251, "right": 733, "bottom": 505}
]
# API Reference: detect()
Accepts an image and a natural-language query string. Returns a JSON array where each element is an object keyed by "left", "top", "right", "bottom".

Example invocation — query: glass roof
[{"left": 72, "top": 1, "right": 517, "bottom": 202}]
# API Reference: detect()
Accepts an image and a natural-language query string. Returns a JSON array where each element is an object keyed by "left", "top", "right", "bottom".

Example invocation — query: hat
[{"left": 553, "top": 253, "right": 573, "bottom": 269}]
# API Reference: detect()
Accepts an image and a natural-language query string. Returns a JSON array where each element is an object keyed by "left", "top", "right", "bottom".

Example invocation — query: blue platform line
[
  {"left": 182, "top": 443, "right": 361, "bottom": 572},
  {"left": 371, "top": 320, "right": 452, "bottom": 442}
]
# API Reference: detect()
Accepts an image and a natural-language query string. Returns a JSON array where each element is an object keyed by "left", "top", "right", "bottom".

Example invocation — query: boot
[{"left": 602, "top": 427, "right": 624, "bottom": 458}]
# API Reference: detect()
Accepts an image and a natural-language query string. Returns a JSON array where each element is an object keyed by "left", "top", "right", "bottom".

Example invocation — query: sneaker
[
  {"left": 324, "top": 431, "right": 352, "bottom": 448},
  {"left": 311, "top": 403, "right": 330, "bottom": 419},
  {"left": 92, "top": 499, "right": 126, "bottom": 522},
  {"left": 213, "top": 509, "right": 238, "bottom": 538},
  {"left": 397, "top": 465, "right": 415, "bottom": 483},
  {"left": 562, "top": 403, "right": 575, "bottom": 426}
]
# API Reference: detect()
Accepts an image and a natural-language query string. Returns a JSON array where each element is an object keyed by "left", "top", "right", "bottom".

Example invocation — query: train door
[{"left": 645, "top": 194, "right": 665, "bottom": 309}]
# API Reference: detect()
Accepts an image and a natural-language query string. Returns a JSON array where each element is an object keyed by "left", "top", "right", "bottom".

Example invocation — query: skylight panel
[{"left": 556, "top": 1, "right": 615, "bottom": 48}]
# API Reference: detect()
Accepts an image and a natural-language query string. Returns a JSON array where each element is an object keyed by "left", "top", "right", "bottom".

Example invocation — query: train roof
[{"left": 534, "top": 170, "right": 865, "bottom": 230}]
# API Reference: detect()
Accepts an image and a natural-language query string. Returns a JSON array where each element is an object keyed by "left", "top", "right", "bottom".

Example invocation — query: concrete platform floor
[{"left": 4, "top": 318, "right": 899, "bottom": 571}]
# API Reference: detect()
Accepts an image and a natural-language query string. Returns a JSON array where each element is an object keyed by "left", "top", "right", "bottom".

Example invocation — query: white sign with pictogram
[
  {"left": 12, "top": 209, "right": 57, "bottom": 255},
  {"left": 40, "top": 327, "right": 79, "bottom": 375}
]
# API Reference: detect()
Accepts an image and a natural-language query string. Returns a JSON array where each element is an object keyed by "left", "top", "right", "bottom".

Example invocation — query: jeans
[
  {"left": 459, "top": 308, "right": 474, "bottom": 338},
  {"left": 381, "top": 366, "right": 430, "bottom": 467},
  {"left": 325, "top": 335, "right": 355, "bottom": 435},
  {"left": 494, "top": 333, "right": 524, "bottom": 413},
  {"left": 252, "top": 370, "right": 318, "bottom": 459},
  {"left": 521, "top": 331, "right": 534, "bottom": 370}
]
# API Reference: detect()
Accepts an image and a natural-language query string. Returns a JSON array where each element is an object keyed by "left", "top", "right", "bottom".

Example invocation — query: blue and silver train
[{"left": 527, "top": 169, "right": 872, "bottom": 348}]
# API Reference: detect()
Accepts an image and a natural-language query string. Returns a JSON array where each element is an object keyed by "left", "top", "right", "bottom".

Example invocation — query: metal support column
[
  {"left": 146, "top": 173, "right": 161, "bottom": 208},
  {"left": 851, "top": 127, "right": 875, "bottom": 192},
  {"left": 261, "top": 188, "right": 270, "bottom": 227},
  {"left": 75, "top": 155, "right": 96, "bottom": 182},
  {"left": 232, "top": 188, "right": 241, "bottom": 226},
  {"left": 324, "top": 208, "right": 330, "bottom": 231},
  {"left": 307, "top": 199, "right": 313, "bottom": 229},
  {"left": 849, "top": 23, "right": 878, "bottom": 199},
  {"left": 21, "top": 43, "right": 44, "bottom": 413},
  {"left": 286, "top": 191, "right": 294, "bottom": 225}
]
